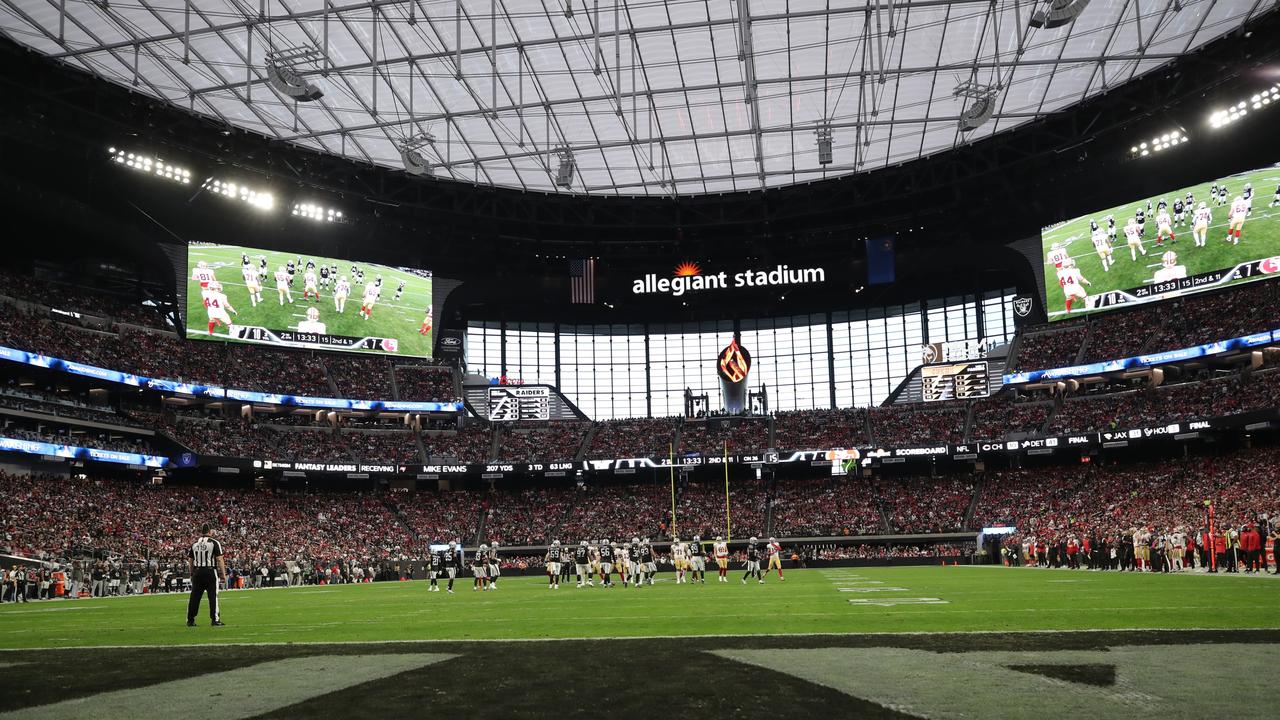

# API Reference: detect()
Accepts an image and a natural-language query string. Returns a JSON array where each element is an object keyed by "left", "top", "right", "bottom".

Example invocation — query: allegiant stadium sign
[{"left": 632, "top": 262, "right": 827, "bottom": 297}]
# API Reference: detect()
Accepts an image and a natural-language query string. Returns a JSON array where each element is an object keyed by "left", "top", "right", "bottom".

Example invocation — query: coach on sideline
[{"left": 187, "top": 524, "right": 227, "bottom": 627}]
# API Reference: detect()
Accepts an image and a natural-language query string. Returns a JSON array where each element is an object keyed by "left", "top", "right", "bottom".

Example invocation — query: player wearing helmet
[
  {"left": 574, "top": 540, "right": 591, "bottom": 588},
  {"left": 427, "top": 544, "right": 443, "bottom": 592},
  {"left": 743, "top": 537, "right": 762, "bottom": 584},
  {"left": 1056, "top": 257, "right": 1092, "bottom": 314},
  {"left": 1123, "top": 217, "right": 1147, "bottom": 261},
  {"left": 766, "top": 537, "right": 785, "bottom": 581},
  {"left": 598, "top": 540, "right": 615, "bottom": 588},
  {"left": 613, "top": 540, "right": 629, "bottom": 587},
  {"left": 472, "top": 543, "right": 490, "bottom": 591},
  {"left": 297, "top": 305, "right": 326, "bottom": 334},
  {"left": 1192, "top": 202, "right": 1212, "bottom": 247},
  {"left": 670, "top": 536, "right": 688, "bottom": 584},
  {"left": 713, "top": 536, "right": 729, "bottom": 582},
  {"left": 545, "top": 540, "right": 561, "bottom": 589},
  {"left": 487, "top": 541, "right": 501, "bottom": 590},
  {"left": 241, "top": 258, "right": 263, "bottom": 307},
  {"left": 442, "top": 541, "right": 461, "bottom": 594},
  {"left": 333, "top": 275, "right": 351, "bottom": 313},
  {"left": 689, "top": 534, "right": 706, "bottom": 584},
  {"left": 274, "top": 265, "right": 294, "bottom": 305},
  {"left": 1227, "top": 195, "right": 1248, "bottom": 244},
  {"left": 201, "top": 279, "right": 237, "bottom": 336},
  {"left": 641, "top": 538, "right": 657, "bottom": 586},
  {"left": 1153, "top": 250, "right": 1187, "bottom": 283}
]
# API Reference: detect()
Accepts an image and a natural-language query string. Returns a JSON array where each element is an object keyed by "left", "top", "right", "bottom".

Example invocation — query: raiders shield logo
[{"left": 1013, "top": 296, "right": 1033, "bottom": 317}]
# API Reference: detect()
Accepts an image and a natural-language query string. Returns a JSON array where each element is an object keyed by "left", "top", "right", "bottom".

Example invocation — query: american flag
[{"left": 569, "top": 258, "right": 595, "bottom": 304}]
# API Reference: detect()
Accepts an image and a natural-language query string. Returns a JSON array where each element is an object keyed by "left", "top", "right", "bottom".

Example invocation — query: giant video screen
[
  {"left": 186, "top": 242, "right": 434, "bottom": 357},
  {"left": 1041, "top": 165, "right": 1279, "bottom": 320}
]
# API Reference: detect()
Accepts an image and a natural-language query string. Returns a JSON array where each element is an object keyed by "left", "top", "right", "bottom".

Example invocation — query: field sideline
[{"left": 3, "top": 566, "right": 1278, "bottom": 650}]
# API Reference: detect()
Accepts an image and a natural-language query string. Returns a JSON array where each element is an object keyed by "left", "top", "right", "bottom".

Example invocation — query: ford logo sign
[{"left": 441, "top": 337, "right": 461, "bottom": 347}]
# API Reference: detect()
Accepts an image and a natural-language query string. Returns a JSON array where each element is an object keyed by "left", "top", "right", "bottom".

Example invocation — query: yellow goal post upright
[
  {"left": 669, "top": 441, "right": 677, "bottom": 540},
  {"left": 724, "top": 439, "right": 731, "bottom": 542}
]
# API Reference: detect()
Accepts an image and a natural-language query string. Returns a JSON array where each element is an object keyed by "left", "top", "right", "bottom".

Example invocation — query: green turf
[
  {"left": 1040, "top": 166, "right": 1280, "bottom": 320},
  {"left": 2, "top": 566, "right": 1277, "bottom": 650},
  {"left": 185, "top": 243, "right": 433, "bottom": 358}
]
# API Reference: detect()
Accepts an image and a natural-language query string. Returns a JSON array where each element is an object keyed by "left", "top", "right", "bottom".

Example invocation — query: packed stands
[
  {"left": 1143, "top": 280, "right": 1280, "bottom": 354},
  {"left": 768, "top": 478, "right": 884, "bottom": 537},
  {"left": 869, "top": 405, "right": 967, "bottom": 445},
  {"left": 0, "top": 268, "right": 171, "bottom": 330},
  {"left": 0, "top": 426, "right": 155, "bottom": 454},
  {"left": 324, "top": 355, "right": 394, "bottom": 399},
  {"left": 586, "top": 417, "right": 677, "bottom": 459},
  {"left": 678, "top": 420, "right": 769, "bottom": 456},
  {"left": 385, "top": 491, "right": 480, "bottom": 546},
  {"left": 1011, "top": 325, "right": 1086, "bottom": 371},
  {"left": 557, "top": 483, "right": 669, "bottom": 542},
  {"left": 771, "top": 408, "right": 868, "bottom": 450},
  {"left": 478, "top": 487, "right": 574, "bottom": 546},
  {"left": 497, "top": 422, "right": 588, "bottom": 462},
  {"left": 968, "top": 398, "right": 1051, "bottom": 439},
  {"left": 422, "top": 425, "right": 492, "bottom": 462},
  {"left": 876, "top": 476, "right": 974, "bottom": 533},
  {"left": 394, "top": 364, "right": 457, "bottom": 402},
  {"left": 673, "top": 479, "right": 768, "bottom": 538},
  {"left": 349, "top": 430, "right": 422, "bottom": 464}
]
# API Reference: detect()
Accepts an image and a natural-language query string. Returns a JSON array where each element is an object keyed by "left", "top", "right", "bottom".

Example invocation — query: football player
[
  {"left": 297, "top": 306, "right": 326, "bottom": 334},
  {"left": 545, "top": 540, "right": 561, "bottom": 589},
  {"left": 394, "top": 279, "right": 407, "bottom": 302},
  {"left": 1217, "top": 184, "right": 1229, "bottom": 206},
  {"left": 1057, "top": 258, "right": 1091, "bottom": 314},
  {"left": 670, "top": 536, "right": 688, "bottom": 584},
  {"left": 1045, "top": 242, "right": 1070, "bottom": 270},
  {"left": 487, "top": 541, "right": 500, "bottom": 590},
  {"left": 1192, "top": 202, "right": 1212, "bottom": 247},
  {"left": 471, "top": 544, "right": 489, "bottom": 591},
  {"left": 359, "top": 276, "right": 382, "bottom": 320},
  {"left": 574, "top": 540, "right": 591, "bottom": 588},
  {"left": 1091, "top": 223, "right": 1114, "bottom": 272},
  {"left": 241, "top": 260, "right": 263, "bottom": 307},
  {"left": 599, "top": 539, "right": 614, "bottom": 587},
  {"left": 285, "top": 259, "right": 297, "bottom": 287},
  {"left": 201, "top": 280, "right": 237, "bottom": 336},
  {"left": 1272, "top": 183, "right": 1280, "bottom": 207},
  {"left": 1154, "top": 207, "right": 1175, "bottom": 246},
  {"left": 713, "top": 536, "right": 729, "bottom": 582},
  {"left": 1172, "top": 197, "right": 1185, "bottom": 227},
  {"left": 443, "top": 540, "right": 461, "bottom": 593},
  {"left": 1242, "top": 183, "right": 1254, "bottom": 215},
  {"left": 257, "top": 255, "right": 269, "bottom": 282},
  {"left": 427, "top": 546, "right": 443, "bottom": 592},
  {"left": 334, "top": 275, "right": 351, "bottom": 313},
  {"left": 558, "top": 540, "right": 573, "bottom": 586},
  {"left": 588, "top": 541, "right": 601, "bottom": 586},
  {"left": 688, "top": 534, "right": 706, "bottom": 584},
  {"left": 275, "top": 265, "right": 294, "bottom": 305},
  {"left": 1134, "top": 206, "right": 1146, "bottom": 236},
  {"left": 303, "top": 263, "right": 320, "bottom": 302},
  {"left": 1123, "top": 217, "right": 1148, "bottom": 261},
  {"left": 613, "top": 540, "right": 629, "bottom": 587},
  {"left": 318, "top": 263, "right": 330, "bottom": 290},
  {"left": 1227, "top": 195, "right": 1248, "bottom": 244},
  {"left": 766, "top": 536, "right": 785, "bottom": 581},
  {"left": 641, "top": 538, "right": 657, "bottom": 586},
  {"left": 628, "top": 537, "right": 643, "bottom": 587},
  {"left": 191, "top": 259, "right": 217, "bottom": 289},
  {"left": 419, "top": 304, "right": 433, "bottom": 336},
  {"left": 743, "top": 537, "right": 762, "bottom": 584},
  {"left": 1106, "top": 215, "right": 1117, "bottom": 242}
]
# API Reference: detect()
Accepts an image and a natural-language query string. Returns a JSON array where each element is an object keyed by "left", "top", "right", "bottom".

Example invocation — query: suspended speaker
[
  {"left": 1029, "top": 0, "right": 1091, "bottom": 30},
  {"left": 958, "top": 93, "right": 996, "bottom": 132},
  {"left": 266, "top": 62, "right": 324, "bottom": 102}
]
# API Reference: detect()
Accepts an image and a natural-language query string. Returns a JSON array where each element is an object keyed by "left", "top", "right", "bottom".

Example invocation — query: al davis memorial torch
[{"left": 717, "top": 333, "right": 752, "bottom": 414}]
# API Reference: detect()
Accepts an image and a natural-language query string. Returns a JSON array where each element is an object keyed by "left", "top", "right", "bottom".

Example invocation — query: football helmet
[
  {"left": 1235, "top": 196, "right": 1244, "bottom": 204},
  {"left": 448, "top": 540, "right": 456, "bottom": 548},
  {"left": 632, "top": 537, "right": 640, "bottom": 544},
  {"left": 768, "top": 537, "right": 777, "bottom": 544},
  {"left": 306, "top": 307, "right": 320, "bottom": 321},
  {"left": 1199, "top": 202, "right": 1207, "bottom": 209},
  {"left": 197, "top": 260, "right": 209, "bottom": 269},
  {"left": 693, "top": 535, "right": 701, "bottom": 542},
  {"left": 208, "top": 281, "right": 222, "bottom": 292},
  {"left": 551, "top": 539, "right": 560, "bottom": 546},
  {"left": 580, "top": 540, "right": 588, "bottom": 546},
  {"left": 479, "top": 544, "right": 488, "bottom": 551},
  {"left": 749, "top": 536, "right": 758, "bottom": 543}
]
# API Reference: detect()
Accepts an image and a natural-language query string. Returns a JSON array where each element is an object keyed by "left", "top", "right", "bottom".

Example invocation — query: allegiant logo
[{"left": 632, "top": 263, "right": 826, "bottom": 296}]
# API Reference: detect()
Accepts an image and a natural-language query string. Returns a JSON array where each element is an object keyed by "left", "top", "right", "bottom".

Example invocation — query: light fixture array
[
  {"left": 109, "top": 147, "right": 190, "bottom": 184},
  {"left": 205, "top": 179, "right": 274, "bottom": 210},
  {"left": 1209, "top": 86, "right": 1279, "bottom": 128},
  {"left": 292, "top": 203, "right": 343, "bottom": 222},
  {"left": 1129, "top": 130, "right": 1187, "bottom": 157}
]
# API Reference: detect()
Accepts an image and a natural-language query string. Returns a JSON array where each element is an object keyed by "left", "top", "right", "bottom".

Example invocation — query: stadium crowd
[
  {"left": 771, "top": 408, "right": 869, "bottom": 451},
  {"left": 869, "top": 405, "right": 967, "bottom": 445}
]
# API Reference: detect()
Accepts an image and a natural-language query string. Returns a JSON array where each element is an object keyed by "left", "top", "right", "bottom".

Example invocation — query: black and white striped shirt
[{"left": 190, "top": 537, "right": 223, "bottom": 568}]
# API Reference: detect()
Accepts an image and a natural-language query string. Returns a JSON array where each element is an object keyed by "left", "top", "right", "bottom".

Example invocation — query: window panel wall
[{"left": 465, "top": 292, "right": 999, "bottom": 420}]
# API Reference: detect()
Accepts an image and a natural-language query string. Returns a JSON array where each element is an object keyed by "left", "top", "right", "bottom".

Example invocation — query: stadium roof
[{"left": 0, "top": 1, "right": 1269, "bottom": 197}]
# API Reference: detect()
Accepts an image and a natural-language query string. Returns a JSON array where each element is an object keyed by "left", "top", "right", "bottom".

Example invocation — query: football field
[
  {"left": 2, "top": 567, "right": 1278, "bottom": 718},
  {"left": 185, "top": 243, "right": 434, "bottom": 358},
  {"left": 1041, "top": 166, "right": 1280, "bottom": 319}
]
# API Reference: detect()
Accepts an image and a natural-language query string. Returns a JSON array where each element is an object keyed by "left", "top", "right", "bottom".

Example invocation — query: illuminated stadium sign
[
  {"left": 631, "top": 262, "right": 826, "bottom": 297},
  {"left": 0, "top": 436, "right": 170, "bottom": 468}
]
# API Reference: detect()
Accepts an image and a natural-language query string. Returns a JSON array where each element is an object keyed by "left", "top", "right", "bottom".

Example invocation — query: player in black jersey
[
  {"left": 442, "top": 541, "right": 462, "bottom": 593},
  {"left": 1173, "top": 198, "right": 1186, "bottom": 227},
  {"left": 743, "top": 537, "right": 763, "bottom": 584},
  {"left": 487, "top": 541, "right": 501, "bottom": 590},
  {"left": 598, "top": 540, "right": 615, "bottom": 587},
  {"left": 689, "top": 535, "right": 707, "bottom": 583},
  {"left": 642, "top": 539, "right": 657, "bottom": 586},
  {"left": 286, "top": 260, "right": 297, "bottom": 287},
  {"left": 574, "top": 540, "right": 591, "bottom": 588},
  {"left": 319, "top": 264, "right": 330, "bottom": 290},
  {"left": 427, "top": 547, "right": 443, "bottom": 592},
  {"left": 1135, "top": 207, "right": 1147, "bottom": 236},
  {"left": 394, "top": 279, "right": 406, "bottom": 302}
]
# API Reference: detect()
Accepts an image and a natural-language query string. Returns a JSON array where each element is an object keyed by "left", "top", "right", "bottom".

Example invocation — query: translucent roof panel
[{"left": 1, "top": 0, "right": 1268, "bottom": 196}]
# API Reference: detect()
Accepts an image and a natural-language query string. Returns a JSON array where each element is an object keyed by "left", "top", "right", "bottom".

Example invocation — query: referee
[{"left": 187, "top": 524, "right": 226, "bottom": 627}]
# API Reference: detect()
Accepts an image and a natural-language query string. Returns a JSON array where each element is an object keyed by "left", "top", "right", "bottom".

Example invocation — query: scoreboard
[
  {"left": 922, "top": 361, "right": 990, "bottom": 402},
  {"left": 488, "top": 386, "right": 551, "bottom": 421}
]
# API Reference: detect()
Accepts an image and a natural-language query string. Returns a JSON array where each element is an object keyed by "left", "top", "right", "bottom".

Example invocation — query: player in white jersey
[
  {"left": 713, "top": 536, "right": 729, "bottom": 582},
  {"left": 241, "top": 263, "right": 263, "bottom": 307},
  {"left": 1045, "top": 243, "right": 1069, "bottom": 270},
  {"left": 1154, "top": 210, "right": 1176, "bottom": 246},
  {"left": 297, "top": 306, "right": 327, "bottom": 334},
  {"left": 359, "top": 281, "right": 381, "bottom": 320},
  {"left": 670, "top": 538, "right": 688, "bottom": 584},
  {"left": 191, "top": 260, "right": 217, "bottom": 289},
  {"left": 1056, "top": 258, "right": 1091, "bottom": 314},
  {"left": 1192, "top": 202, "right": 1212, "bottom": 247},
  {"left": 1123, "top": 218, "right": 1147, "bottom": 261},
  {"left": 302, "top": 268, "right": 319, "bottom": 302},
  {"left": 1153, "top": 251, "right": 1187, "bottom": 283},
  {"left": 1226, "top": 196, "right": 1248, "bottom": 244},
  {"left": 1091, "top": 226, "right": 1114, "bottom": 272},
  {"left": 201, "top": 281, "right": 237, "bottom": 336},
  {"left": 1169, "top": 529, "right": 1187, "bottom": 571},
  {"left": 418, "top": 304, "right": 433, "bottom": 336},
  {"left": 613, "top": 542, "right": 629, "bottom": 587},
  {"left": 274, "top": 266, "right": 294, "bottom": 305},
  {"left": 333, "top": 276, "right": 351, "bottom": 313},
  {"left": 765, "top": 537, "right": 785, "bottom": 581}
]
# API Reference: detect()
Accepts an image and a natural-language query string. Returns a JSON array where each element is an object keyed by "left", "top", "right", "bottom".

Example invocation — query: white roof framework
[{"left": 1, "top": 0, "right": 1272, "bottom": 196}]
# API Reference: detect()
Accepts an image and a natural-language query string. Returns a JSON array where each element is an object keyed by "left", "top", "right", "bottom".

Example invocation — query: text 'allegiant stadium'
[{"left": 631, "top": 265, "right": 826, "bottom": 296}]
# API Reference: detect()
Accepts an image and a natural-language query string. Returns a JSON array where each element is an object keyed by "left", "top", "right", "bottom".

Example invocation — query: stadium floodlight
[
  {"left": 397, "top": 133, "right": 437, "bottom": 177},
  {"left": 291, "top": 202, "right": 343, "bottom": 222},
  {"left": 816, "top": 125, "right": 834, "bottom": 165},
  {"left": 1130, "top": 129, "right": 1187, "bottom": 157},
  {"left": 265, "top": 47, "right": 324, "bottom": 102},
  {"left": 1028, "top": 0, "right": 1091, "bottom": 29},
  {"left": 109, "top": 148, "right": 190, "bottom": 184},
  {"left": 554, "top": 149, "right": 576, "bottom": 188},
  {"left": 954, "top": 81, "right": 1002, "bottom": 133},
  {"left": 203, "top": 179, "right": 274, "bottom": 210},
  {"left": 1209, "top": 85, "right": 1278, "bottom": 128}
]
